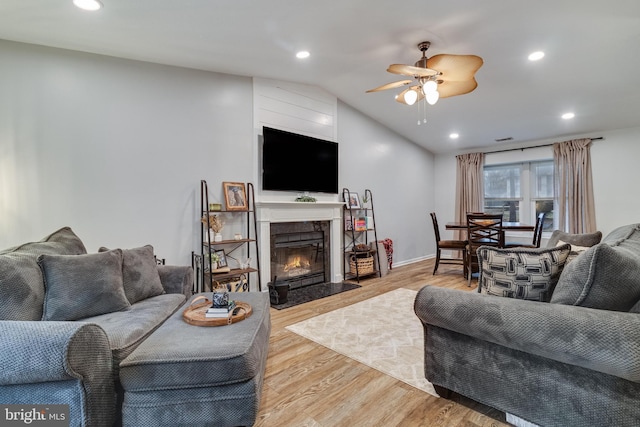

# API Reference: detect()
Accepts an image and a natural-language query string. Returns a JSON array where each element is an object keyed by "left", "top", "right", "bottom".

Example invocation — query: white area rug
[{"left": 286, "top": 288, "right": 436, "bottom": 396}]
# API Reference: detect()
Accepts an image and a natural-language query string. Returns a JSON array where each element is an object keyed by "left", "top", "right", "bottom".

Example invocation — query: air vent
[{"left": 495, "top": 137, "right": 513, "bottom": 142}]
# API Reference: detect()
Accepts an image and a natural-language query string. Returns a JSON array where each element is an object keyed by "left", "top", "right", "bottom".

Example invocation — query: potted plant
[
  {"left": 202, "top": 214, "right": 225, "bottom": 242},
  {"left": 209, "top": 252, "right": 220, "bottom": 270},
  {"left": 361, "top": 193, "right": 369, "bottom": 208}
]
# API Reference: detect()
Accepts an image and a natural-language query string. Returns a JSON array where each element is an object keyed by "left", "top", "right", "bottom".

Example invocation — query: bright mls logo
[{"left": 0, "top": 405, "right": 69, "bottom": 426}]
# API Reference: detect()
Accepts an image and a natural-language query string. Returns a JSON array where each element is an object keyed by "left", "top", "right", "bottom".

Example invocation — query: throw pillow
[
  {"left": 546, "top": 230, "right": 602, "bottom": 249},
  {"left": 477, "top": 244, "right": 571, "bottom": 302},
  {"left": 551, "top": 225, "right": 640, "bottom": 311},
  {"left": 557, "top": 240, "right": 591, "bottom": 264},
  {"left": 38, "top": 249, "right": 130, "bottom": 321},
  {"left": 99, "top": 245, "right": 165, "bottom": 304},
  {"left": 0, "top": 227, "right": 87, "bottom": 321}
]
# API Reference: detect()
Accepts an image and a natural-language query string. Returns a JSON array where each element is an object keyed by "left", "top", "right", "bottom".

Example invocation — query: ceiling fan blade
[
  {"left": 366, "top": 79, "right": 413, "bottom": 93},
  {"left": 426, "top": 54, "right": 483, "bottom": 82},
  {"left": 437, "top": 79, "right": 478, "bottom": 98},
  {"left": 387, "top": 64, "right": 439, "bottom": 78},
  {"left": 395, "top": 86, "right": 424, "bottom": 105}
]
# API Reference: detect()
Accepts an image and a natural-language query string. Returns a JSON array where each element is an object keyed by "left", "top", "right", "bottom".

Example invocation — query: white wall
[
  {"left": 434, "top": 126, "right": 640, "bottom": 244},
  {"left": 0, "top": 39, "right": 435, "bottom": 269},
  {"left": 0, "top": 40, "right": 253, "bottom": 264},
  {"left": 337, "top": 102, "right": 435, "bottom": 266},
  {"left": 590, "top": 126, "right": 640, "bottom": 234}
]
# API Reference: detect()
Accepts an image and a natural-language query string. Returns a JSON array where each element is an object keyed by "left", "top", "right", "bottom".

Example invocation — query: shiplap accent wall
[{"left": 252, "top": 78, "right": 338, "bottom": 200}]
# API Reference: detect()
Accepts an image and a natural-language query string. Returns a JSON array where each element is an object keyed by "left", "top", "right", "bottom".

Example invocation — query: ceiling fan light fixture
[
  {"left": 367, "top": 41, "right": 483, "bottom": 121},
  {"left": 426, "top": 90, "right": 439, "bottom": 105},
  {"left": 404, "top": 89, "right": 418, "bottom": 105},
  {"left": 423, "top": 80, "right": 438, "bottom": 94}
]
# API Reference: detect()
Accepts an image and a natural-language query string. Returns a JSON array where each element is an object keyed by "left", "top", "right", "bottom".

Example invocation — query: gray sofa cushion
[
  {"left": 99, "top": 245, "right": 165, "bottom": 304},
  {"left": 551, "top": 224, "right": 640, "bottom": 311},
  {"left": 546, "top": 230, "right": 603, "bottom": 248},
  {"left": 477, "top": 244, "right": 571, "bottom": 302},
  {"left": 83, "top": 293, "right": 186, "bottom": 370},
  {"left": 0, "top": 227, "right": 87, "bottom": 321},
  {"left": 38, "top": 250, "right": 131, "bottom": 321}
]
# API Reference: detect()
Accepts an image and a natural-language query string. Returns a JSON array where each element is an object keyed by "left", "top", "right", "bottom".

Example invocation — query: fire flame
[{"left": 283, "top": 256, "right": 311, "bottom": 272}]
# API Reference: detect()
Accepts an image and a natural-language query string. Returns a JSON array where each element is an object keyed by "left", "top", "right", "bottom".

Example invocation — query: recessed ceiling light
[
  {"left": 528, "top": 51, "right": 545, "bottom": 61},
  {"left": 562, "top": 112, "right": 575, "bottom": 120},
  {"left": 73, "top": 0, "right": 102, "bottom": 11},
  {"left": 449, "top": 133, "right": 459, "bottom": 139},
  {"left": 296, "top": 51, "right": 310, "bottom": 59}
]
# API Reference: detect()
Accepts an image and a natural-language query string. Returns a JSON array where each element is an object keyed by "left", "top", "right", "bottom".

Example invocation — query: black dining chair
[
  {"left": 430, "top": 212, "right": 467, "bottom": 276},
  {"left": 466, "top": 213, "right": 503, "bottom": 287},
  {"left": 503, "top": 212, "right": 546, "bottom": 248}
]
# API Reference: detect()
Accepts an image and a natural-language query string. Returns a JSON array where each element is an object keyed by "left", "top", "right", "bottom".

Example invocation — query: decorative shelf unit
[
  {"left": 342, "top": 188, "right": 381, "bottom": 282},
  {"left": 195, "top": 180, "right": 261, "bottom": 293}
]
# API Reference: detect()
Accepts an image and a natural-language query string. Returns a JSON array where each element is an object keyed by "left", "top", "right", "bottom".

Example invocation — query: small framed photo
[
  {"left": 214, "top": 249, "right": 228, "bottom": 268},
  {"left": 223, "top": 182, "right": 248, "bottom": 211},
  {"left": 347, "top": 192, "right": 361, "bottom": 209}
]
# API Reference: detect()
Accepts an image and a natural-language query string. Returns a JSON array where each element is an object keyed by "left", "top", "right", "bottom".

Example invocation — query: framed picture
[
  {"left": 214, "top": 249, "right": 228, "bottom": 268},
  {"left": 347, "top": 192, "right": 361, "bottom": 209},
  {"left": 223, "top": 182, "right": 248, "bottom": 211}
]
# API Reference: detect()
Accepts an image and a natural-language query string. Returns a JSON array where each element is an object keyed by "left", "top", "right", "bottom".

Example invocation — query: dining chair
[
  {"left": 503, "top": 212, "right": 546, "bottom": 249},
  {"left": 466, "top": 213, "right": 503, "bottom": 287},
  {"left": 430, "top": 212, "right": 467, "bottom": 276}
]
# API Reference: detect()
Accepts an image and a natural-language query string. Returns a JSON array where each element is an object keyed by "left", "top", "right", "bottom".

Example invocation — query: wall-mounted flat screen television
[{"left": 262, "top": 126, "right": 339, "bottom": 194}]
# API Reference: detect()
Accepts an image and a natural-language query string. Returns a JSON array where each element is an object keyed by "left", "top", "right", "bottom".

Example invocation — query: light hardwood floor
[{"left": 255, "top": 259, "right": 511, "bottom": 427}]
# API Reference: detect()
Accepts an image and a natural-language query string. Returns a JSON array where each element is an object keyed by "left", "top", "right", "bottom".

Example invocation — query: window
[{"left": 484, "top": 160, "right": 555, "bottom": 231}]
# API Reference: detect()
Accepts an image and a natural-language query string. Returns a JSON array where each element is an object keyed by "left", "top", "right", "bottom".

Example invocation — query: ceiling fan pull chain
[{"left": 423, "top": 98, "right": 427, "bottom": 124}]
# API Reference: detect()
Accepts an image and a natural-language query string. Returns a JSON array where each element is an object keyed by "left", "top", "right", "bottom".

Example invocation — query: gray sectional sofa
[
  {"left": 0, "top": 227, "right": 192, "bottom": 425},
  {"left": 415, "top": 223, "right": 640, "bottom": 426}
]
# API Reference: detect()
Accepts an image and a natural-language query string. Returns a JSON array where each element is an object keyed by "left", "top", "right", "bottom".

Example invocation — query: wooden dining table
[
  {"left": 447, "top": 221, "right": 535, "bottom": 252},
  {"left": 445, "top": 222, "right": 534, "bottom": 231}
]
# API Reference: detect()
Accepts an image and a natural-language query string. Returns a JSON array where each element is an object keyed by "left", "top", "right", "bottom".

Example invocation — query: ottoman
[{"left": 119, "top": 292, "right": 271, "bottom": 427}]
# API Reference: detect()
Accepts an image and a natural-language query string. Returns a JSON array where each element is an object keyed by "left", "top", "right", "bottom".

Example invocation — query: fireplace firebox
[{"left": 270, "top": 221, "right": 329, "bottom": 289}]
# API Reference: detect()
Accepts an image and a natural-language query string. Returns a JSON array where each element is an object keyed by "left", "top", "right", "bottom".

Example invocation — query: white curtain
[{"left": 553, "top": 138, "right": 596, "bottom": 233}]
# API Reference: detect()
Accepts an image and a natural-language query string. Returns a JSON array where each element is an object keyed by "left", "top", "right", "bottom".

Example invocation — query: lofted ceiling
[{"left": 1, "top": 0, "right": 639, "bottom": 154}]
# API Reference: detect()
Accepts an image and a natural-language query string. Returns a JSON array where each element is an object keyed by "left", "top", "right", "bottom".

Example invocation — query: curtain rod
[{"left": 485, "top": 137, "right": 603, "bottom": 155}]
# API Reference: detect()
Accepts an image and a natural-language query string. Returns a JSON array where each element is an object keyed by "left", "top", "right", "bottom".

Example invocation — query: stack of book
[{"left": 205, "top": 300, "right": 236, "bottom": 318}]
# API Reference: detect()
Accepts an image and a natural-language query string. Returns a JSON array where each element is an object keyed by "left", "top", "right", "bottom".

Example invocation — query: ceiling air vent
[{"left": 494, "top": 137, "right": 513, "bottom": 142}]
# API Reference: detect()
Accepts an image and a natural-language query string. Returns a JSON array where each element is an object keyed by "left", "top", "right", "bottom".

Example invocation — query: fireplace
[
  {"left": 270, "top": 222, "right": 329, "bottom": 289},
  {"left": 256, "top": 201, "right": 345, "bottom": 287}
]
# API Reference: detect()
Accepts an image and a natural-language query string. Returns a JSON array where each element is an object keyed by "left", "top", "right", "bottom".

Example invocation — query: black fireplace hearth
[{"left": 269, "top": 281, "right": 361, "bottom": 310}]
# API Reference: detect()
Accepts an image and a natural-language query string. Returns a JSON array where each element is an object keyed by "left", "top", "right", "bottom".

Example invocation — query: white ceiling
[{"left": 1, "top": 0, "right": 639, "bottom": 153}]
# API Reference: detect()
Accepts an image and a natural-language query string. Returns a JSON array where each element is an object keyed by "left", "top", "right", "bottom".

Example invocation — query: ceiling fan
[{"left": 367, "top": 41, "right": 483, "bottom": 106}]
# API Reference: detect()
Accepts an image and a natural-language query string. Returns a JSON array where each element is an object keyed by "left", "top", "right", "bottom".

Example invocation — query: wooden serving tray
[{"left": 182, "top": 295, "right": 252, "bottom": 326}]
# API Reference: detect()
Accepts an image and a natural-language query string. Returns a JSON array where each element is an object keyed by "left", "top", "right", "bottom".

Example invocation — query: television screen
[{"left": 262, "top": 127, "right": 338, "bottom": 194}]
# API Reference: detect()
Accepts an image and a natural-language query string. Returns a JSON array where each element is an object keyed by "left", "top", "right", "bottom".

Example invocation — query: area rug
[
  {"left": 286, "top": 288, "right": 437, "bottom": 396},
  {"left": 270, "top": 282, "right": 361, "bottom": 310}
]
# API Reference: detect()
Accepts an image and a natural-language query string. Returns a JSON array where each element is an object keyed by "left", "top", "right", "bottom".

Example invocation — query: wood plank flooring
[{"left": 256, "top": 259, "right": 511, "bottom": 427}]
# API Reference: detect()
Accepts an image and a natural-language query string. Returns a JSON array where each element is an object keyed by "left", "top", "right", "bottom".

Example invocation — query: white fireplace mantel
[{"left": 255, "top": 201, "right": 345, "bottom": 287}]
